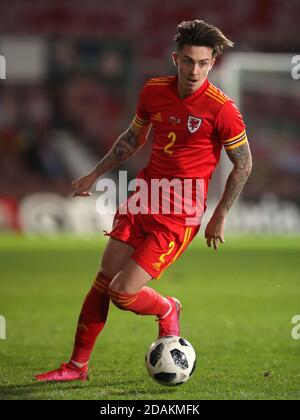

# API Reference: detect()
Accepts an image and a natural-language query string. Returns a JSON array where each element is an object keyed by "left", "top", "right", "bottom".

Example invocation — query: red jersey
[
  {"left": 133, "top": 75, "right": 247, "bottom": 180},
  {"left": 127, "top": 75, "right": 247, "bottom": 226}
]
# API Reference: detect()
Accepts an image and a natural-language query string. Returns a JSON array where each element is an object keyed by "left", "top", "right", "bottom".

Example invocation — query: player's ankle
[
  {"left": 70, "top": 360, "right": 89, "bottom": 369},
  {"left": 159, "top": 299, "right": 172, "bottom": 319}
]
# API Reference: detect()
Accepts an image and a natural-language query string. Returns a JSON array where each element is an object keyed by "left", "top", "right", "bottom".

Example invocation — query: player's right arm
[
  {"left": 205, "top": 99, "right": 251, "bottom": 250},
  {"left": 72, "top": 118, "right": 151, "bottom": 197}
]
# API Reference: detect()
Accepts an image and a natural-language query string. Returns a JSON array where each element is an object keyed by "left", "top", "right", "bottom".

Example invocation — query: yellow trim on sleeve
[
  {"left": 224, "top": 136, "right": 248, "bottom": 150},
  {"left": 133, "top": 115, "right": 148, "bottom": 127},
  {"left": 223, "top": 130, "right": 246, "bottom": 144}
]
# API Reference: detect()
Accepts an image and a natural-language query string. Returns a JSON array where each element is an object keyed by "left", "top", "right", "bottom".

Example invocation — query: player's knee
[
  {"left": 100, "top": 249, "right": 120, "bottom": 279},
  {"left": 99, "top": 262, "right": 117, "bottom": 280},
  {"left": 92, "top": 271, "right": 113, "bottom": 292},
  {"left": 107, "top": 286, "right": 130, "bottom": 310}
]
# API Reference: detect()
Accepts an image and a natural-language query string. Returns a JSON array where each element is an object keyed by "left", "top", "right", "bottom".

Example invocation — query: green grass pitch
[{"left": 0, "top": 234, "right": 299, "bottom": 400}]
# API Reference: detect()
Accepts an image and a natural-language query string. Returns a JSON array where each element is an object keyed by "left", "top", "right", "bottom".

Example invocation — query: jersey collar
[{"left": 171, "top": 76, "right": 209, "bottom": 102}]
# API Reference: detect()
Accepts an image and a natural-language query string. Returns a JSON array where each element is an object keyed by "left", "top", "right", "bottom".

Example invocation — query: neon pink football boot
[
  {"left": 157, "top": 297, "right": 182, "bottom": 337},
  {"left": 35, "top": 362, "right": 88, "bottom": 382}
]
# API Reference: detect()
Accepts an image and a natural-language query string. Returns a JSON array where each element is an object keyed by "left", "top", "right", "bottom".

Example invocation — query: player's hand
[
  {"left": 205, "top": 214, "right": 226, "bottom": 251},
  {"left": 72, "top": 172, "right": 96, "bottom": 197}
]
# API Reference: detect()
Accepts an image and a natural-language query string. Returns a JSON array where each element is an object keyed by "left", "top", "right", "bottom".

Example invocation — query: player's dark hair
[{"left": 174, "top": 20, "right": 234, "bottom": 57}]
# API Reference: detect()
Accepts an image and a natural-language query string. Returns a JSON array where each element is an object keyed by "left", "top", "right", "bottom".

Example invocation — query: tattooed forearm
[
  {"left": 112, "top": 129, "right": 140, "bottom": 160},
  {"left": 94, "top": 128, "right": 140, "bottom": 177},
  {"left": 215, "top": 142, "right": 252, "bottom": 216}
]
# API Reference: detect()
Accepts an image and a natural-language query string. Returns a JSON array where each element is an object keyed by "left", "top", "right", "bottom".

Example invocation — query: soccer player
[{"left": 36, "top": 20, "right": 252, "bottom": 381}]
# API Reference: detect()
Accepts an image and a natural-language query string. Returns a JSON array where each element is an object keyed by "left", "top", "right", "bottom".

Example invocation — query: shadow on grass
[
  {"left": 0, "top": 380, "right": 175, "bottom": 400},
  {"left": 0, "top": 382, "right": 87, "bottom": 400}
]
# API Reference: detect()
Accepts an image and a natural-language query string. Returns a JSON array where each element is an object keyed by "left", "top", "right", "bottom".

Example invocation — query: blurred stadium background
[
  {"left": 1, "top": 0, "right": 300, "bottom": 401},
  {"left": 0, "top": 0, "right": 299, "bottom": 236}
]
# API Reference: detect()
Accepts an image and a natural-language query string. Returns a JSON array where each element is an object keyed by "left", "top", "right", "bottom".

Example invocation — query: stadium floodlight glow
[{"left": 0, "top": 55, "right": 6, "bottom": 79}]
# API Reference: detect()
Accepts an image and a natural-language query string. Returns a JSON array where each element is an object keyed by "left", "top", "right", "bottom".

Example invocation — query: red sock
[
  {"left": 108, "top": 286, "right": 171, "bottom": 318},
  {"left": 71, "top": 272, "right": 112, "bottom": 365}
]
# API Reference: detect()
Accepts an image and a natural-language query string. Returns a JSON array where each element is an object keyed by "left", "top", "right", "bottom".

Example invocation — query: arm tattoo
[
  {"left": 94, "top": 128, "right": 140, "bottom": 177},
  {"left": 217, "top": 142, "right": 252, "bottom": 215},
  {"left": 226, "top": 141, "right": 252, "bottom": 172},
  {"left": 112, "top": 129, "right": 140, "bottom": 160}
]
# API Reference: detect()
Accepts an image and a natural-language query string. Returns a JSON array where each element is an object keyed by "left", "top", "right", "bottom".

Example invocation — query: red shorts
[{"left": 105, "top": 212, "right": 200, "bottom": 279}]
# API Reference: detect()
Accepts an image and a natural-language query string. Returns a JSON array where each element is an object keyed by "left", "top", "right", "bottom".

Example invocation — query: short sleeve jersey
[{"left": 133, "top": 76, "right": 247, "bottom": 180}]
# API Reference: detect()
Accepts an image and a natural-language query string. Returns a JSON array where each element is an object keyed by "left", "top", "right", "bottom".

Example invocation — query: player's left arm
[{"left": 205, "top": 140, "right": 252, "bottom": 250}]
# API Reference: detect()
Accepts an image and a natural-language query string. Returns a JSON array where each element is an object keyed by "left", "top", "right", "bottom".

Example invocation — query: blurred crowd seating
[{"left": 0, "top": 0, "right": 299, "bottom": 202}]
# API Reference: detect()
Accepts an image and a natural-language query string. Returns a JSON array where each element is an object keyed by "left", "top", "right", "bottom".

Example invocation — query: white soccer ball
[{"left": 145, "top": 336, "right": 196, "bottom": 386}]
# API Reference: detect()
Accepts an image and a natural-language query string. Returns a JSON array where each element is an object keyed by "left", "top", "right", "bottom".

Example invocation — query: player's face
[{"left": 173, "top": 45, "right": 215, "bottom": 97}]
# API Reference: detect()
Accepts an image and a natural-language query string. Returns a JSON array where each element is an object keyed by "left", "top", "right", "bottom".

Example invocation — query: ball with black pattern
[{"left": 145, "top": 336, "right": 196, "bottom": 386}]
